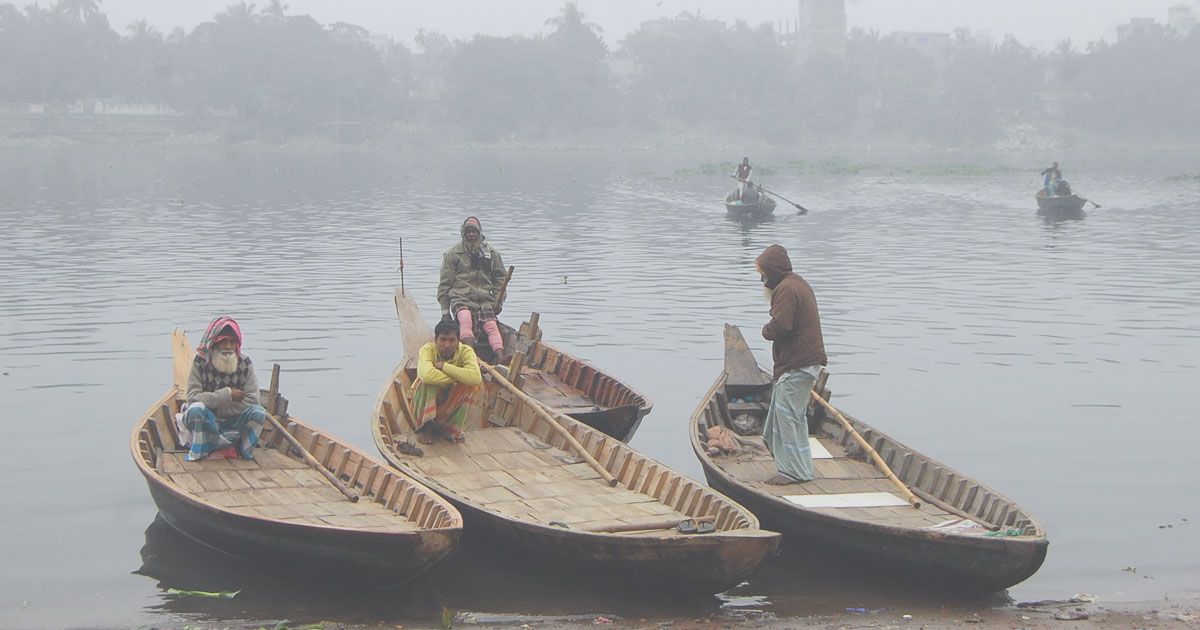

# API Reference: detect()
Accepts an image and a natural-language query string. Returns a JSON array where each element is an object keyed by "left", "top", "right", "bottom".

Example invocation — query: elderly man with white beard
[{"left": 182, "top": 316, "right": 267, "bottom": 461}]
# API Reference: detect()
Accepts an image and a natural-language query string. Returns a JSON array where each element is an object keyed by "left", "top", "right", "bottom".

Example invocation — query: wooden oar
[
  {"left": 495, "top": 265, "right": 515, "bottom": 310},
  {"left": 265, "top": 363, "right": 359, "bottom": 503},
  {"left": 809, "top": 391, "right": 920, "bottom": 509},
  {"left": 1079, "top": 196, "right": 1101, "bottom": 209},
  {"left": 479, "top": 362, "right": 618, "bottom": 487}
]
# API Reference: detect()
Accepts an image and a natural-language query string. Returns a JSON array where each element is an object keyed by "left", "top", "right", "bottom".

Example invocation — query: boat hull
[
  {"left": 1036, "top": 193, "right": 1086, "bottom": 216},
  {"left": 698, "top": 460, "right": 1047, "bottom": 592},
  {"left": 141, "top": 472, "right": 458, "bottom": 584},
  {"left": 445, "top": 496, "right": 778, "bottom": 593},
  {"left": 725, "top": 197, "right": 776, "bottom": 219}
]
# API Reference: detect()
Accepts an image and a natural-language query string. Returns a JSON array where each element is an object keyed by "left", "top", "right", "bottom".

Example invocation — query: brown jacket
[{"left": 757, "top": 244, "right": 827, "bottom": 381}]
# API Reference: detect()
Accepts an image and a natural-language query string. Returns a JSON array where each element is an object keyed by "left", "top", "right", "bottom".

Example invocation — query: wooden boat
[
  {"left": 130, "top": 331, "right": 462, "bottom": 584},
  {"left": 688, "top": 325, "right": 1049, "bottom": 592},
  {"left": 725, "top": 190, "right": 776, "bottom": 220},
  {"left": 1036, "top": 190, "right": 1086, "bottom": 216},
  {"left": 370, "top": 338, "right": 781, "bottom": 593},
  {"left": 397, "top": 290, "right": 652, "bottom": 443}
]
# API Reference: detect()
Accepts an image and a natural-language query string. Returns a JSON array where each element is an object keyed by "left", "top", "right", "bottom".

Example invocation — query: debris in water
[
  {"left": 1053, "top": 611, "right": 1090, "bottom": 621},
  {"left": 165, "top": 588, "right": 240, "bottom": 599}
]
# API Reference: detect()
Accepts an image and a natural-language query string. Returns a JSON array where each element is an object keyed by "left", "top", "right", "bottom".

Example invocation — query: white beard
[
  {"left": 762, "top": 285, "right": 774, "bottom": 304},
  {"left": 212, "top": 351, "right": 239, "bottom": 374}
]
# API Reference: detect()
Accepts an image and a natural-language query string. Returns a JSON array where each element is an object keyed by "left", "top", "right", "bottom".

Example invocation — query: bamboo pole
[
  {"left": 809, "top": 390, "right": 921, "bottom": 509},
  {"left": 480, "top": 362, "right": 618, "bottom": 487}
]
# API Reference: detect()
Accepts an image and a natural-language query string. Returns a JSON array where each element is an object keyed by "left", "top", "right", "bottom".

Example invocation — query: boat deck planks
[
  {"left": 706, "top": 435, "right": 956, "bottom": 527},
  {"left": 404, "top": 426, "right": 695, "bottom": 535},
  {"left": 157, "top": 450, "right": 425, "bottom": 532}
]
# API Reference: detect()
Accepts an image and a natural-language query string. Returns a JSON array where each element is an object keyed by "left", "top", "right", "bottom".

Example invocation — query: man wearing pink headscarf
[{"left": 182, "top": 316, "right": 267, "bottom": 461}]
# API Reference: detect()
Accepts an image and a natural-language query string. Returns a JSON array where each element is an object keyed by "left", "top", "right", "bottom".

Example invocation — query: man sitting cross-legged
[{"left": 413, "top": 319, "right": 483, "bottom": 444}]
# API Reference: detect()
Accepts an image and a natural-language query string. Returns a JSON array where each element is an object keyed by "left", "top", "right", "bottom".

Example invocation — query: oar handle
[
  {"left": 480, "top": 362, "right": 618, "bottom": 486},
  {"left": 810, "top": 391, "right": 920, "bottom": 509},
  {"left": 496, "top": 265, "right": 515, "bottom": 308}
]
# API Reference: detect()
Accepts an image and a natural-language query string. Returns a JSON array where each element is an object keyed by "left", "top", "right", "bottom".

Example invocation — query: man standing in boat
[
  {"left": 734, "top": 157, "right": 753, "bottom": 200},
  {"left": 1041, "top": 162, "right": 1062, "bottom": 196},
  {"left": 413, "top": 319, "right": 483, "bottom": 444},
  {"left": 438, "top": 216, "right": 509, "bottom": 363},
  {"left": 182, "top": 316, "right": 268, "bottom": 461},
  {"left": 755, "top": 244, "right": 827, "bottom": 485}
]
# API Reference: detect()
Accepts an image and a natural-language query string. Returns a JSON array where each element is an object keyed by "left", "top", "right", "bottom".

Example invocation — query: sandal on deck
[
  {"left": 440, "top": 429, "right": 466, "bottom": 444},
  {"left": 395, "top": 440, "right": 424, "bottom": 457}
]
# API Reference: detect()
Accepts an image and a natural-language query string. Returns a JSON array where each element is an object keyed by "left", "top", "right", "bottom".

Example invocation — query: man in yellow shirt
[{"left": 413, "top": 319, "right": 483, "bottom": 444}]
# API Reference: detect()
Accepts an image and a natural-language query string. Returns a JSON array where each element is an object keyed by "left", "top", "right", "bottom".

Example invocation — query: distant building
[
  {"left": 1168, "top": 3, "right": 1197, "bottom": 36},
  {"left": 1116, "top": 17, "right": 1158, "bottom": 42},
  {"left": 795, "top": 0, "right": 847, "bottom": 58},
  {"left": 887, "top": 31, "right": 951, "bottom": 59}
]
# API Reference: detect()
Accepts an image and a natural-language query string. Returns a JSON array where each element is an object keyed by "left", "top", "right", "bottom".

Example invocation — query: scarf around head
[
  {"left": 196, "top": 315, "right": 243, "bottom": 361},
  {"left": 460, "top": 216, "right": 487, "bottom": 253}
]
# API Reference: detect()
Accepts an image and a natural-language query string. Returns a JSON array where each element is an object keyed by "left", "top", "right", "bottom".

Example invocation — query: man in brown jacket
[{"left": 755, "top": 244, "right": 828, "bottom": 485}]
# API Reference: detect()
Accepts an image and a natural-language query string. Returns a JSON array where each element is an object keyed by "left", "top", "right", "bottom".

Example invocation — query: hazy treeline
[{"left": 2, "top": 1, "right": 1197, "bottom": 146}]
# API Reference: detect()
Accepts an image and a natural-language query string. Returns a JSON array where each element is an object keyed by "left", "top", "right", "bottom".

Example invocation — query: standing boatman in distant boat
[
  {"left": 734, "top": 157, "right": 753, "bottom": 200},
  {"left": 438, "top": 216, "right": 509, "bottom": 363},
  {"left": 1041, "top": 162, "right": 1062, "bottom": 196},
  {"left": 755, "top": 244, "right": 828, "bottom": 485}
]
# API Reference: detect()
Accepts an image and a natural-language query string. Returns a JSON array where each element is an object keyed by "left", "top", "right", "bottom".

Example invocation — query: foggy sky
[{"left": 90, "top": 0, "right": 1194, "bottom": 49}]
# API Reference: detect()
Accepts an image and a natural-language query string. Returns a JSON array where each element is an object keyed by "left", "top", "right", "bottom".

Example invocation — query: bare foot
[
  {"left": 765, "top": 473, "right": 803, "bottom": 485},
  {"left": 416, "top": 431, "right": 434, "bottom": 444}
]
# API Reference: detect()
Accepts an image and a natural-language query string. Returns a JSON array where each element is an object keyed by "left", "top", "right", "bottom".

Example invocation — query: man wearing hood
[
  {"left": 755, "top": 244, "right": 827, "bottom": 485},
  {"left": 438, "top": 216, "right": 508, "bottom": 361},
  {"left": 182, "top": 316, "right": 267, "bottom": 461}
]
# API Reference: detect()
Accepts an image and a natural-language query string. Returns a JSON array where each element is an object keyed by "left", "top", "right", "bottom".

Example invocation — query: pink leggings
[{"left": 455, "top": 309, "right": 504, "bottom": 352}]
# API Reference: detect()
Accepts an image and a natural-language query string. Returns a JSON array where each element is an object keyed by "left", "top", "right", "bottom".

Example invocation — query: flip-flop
[
  {"left": 440, "top": 429, "right": 466, "bottom": 444},
  {"left": 396, "top": 440, "right": 424, "bottom": 457},
  {"left": 696, "top": 520, "right": 716, "bottom": 534},
  {"left": 677, "top": 519, "right": 699, "bottom": 534}
]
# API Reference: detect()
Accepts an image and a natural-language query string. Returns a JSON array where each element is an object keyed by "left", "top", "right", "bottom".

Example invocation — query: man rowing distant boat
[
  {"left": 438, "top": 216, "right": 509, "bottom": 363},
  {"left": 755, "top": 244, "right": 828, "bottom": 485},
  {"left": 182, "top": 316, "right": 268, "bottom": 461},
  {"left": 413, "top": 319, "right": 483, "bottom": 445},
  {"left": 733, "top": 157, "right": 753, "bottom": 200}
]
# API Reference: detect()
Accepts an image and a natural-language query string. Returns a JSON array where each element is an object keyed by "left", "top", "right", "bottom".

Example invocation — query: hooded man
[
  {"left": 413, "top": 319, "right": 483, "bottom": 444},
  {"left": 755, "top": 244, "right": 828, "bottom": 485},
  {"left": 438, "top": 216, "right": 508, "bottom": 361},
  {"left": 182, "top": 316, "right": 267, "bottom": 461}
]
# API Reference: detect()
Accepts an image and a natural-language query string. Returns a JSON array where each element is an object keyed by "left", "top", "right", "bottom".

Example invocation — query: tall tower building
[{"left": 797, "top": 0, "right": 847, "bottom": 58}]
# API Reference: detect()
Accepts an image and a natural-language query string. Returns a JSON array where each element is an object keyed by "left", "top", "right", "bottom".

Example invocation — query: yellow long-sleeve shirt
[{"left": 416, "top": 341, "right": 483, "bottom": 388}]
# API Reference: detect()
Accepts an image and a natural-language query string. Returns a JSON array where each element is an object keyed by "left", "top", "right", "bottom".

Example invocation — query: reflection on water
[
  {"left": 1, "top": 147, "right": 1198, "bottom": 627},
  {"left": 136, "top": 516, "right": 1003, "bottom": 626}
]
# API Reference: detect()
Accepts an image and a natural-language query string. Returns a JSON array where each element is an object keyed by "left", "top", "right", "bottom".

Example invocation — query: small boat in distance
[
  {"left": 725, "top": 189, "right": 776, "bottom": 220},
  {"left": 688, "top": 325, "right": 1048, "bottom": 592},
  {"left": 130, "top": 330, "right": 461, "bottom": 584},
  {"left": 372, "top": 320, "right": 780, "bottom": 593},
  {"left": 1036, "top": 190, "right": 1086, "bottom": 217}
]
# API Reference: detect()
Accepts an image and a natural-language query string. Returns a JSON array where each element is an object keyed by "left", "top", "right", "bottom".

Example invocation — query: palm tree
[
  {"left": 55, "top": 0, "right": 101, "bottom": 24},
  {"left": 219, "top": 2, "right": 257, "bottom": 22},
  {"left": 126, "top": 18, "right": 160, "bottom": 41},
  {"left": 545, "top": 2, "right": 601, "bottom": 36}
]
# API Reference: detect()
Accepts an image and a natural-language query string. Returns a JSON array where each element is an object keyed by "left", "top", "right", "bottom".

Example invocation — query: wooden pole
[
  {"left": 267, "top": 364, "right": 359, "bottom": 503},
  {"left": 495, "top": 265, "right": 515, "bottom": 308},
  {"left": 809, "top": 390, "right": 921, "bottom": 509},
  {"left": 398, "top": 238, "right": 406, "bottom": 296},
  {"left": 480, "top": 362, "right": 618, "bottom": 487}
]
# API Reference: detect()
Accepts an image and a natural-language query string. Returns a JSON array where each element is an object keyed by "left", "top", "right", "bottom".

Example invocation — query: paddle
[
  {"left": 809, "top": 390, "right": 920, "bottom": 509},
  {"left": 1079, "top": 196, "right": 1101, "bottom": 209},
  {"left": 479, "top": 361, "right": 619, "bottom": 487},
  {"left": 264, "top": 363, "right": 359, "bottom": 502},
  {"left": 730, "top": 175, "right": 809, "bottom": 214}
]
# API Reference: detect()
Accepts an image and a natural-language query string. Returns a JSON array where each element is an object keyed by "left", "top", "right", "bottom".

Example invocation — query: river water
[{"left": 1, "top": 146, "right": 1197, "bottom": 628}]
